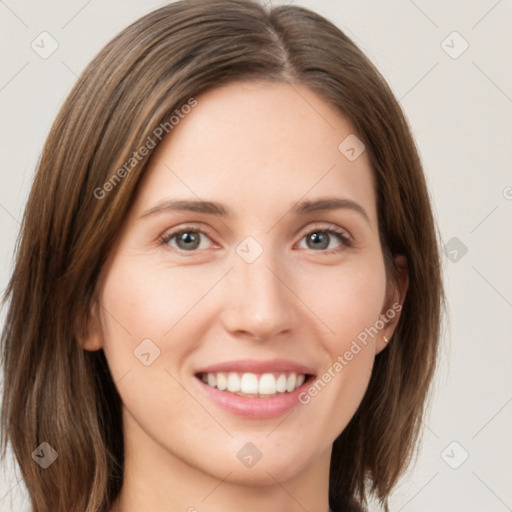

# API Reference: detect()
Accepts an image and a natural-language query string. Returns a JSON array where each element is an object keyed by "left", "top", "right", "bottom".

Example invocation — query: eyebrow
[{"left": 139, "top": 196, "right": 371, "bottom": 225}]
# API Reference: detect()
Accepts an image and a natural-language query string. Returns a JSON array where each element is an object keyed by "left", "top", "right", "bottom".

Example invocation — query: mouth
[
  {"left": 195, "top": 371, "right": 314, "bottom": 398},
  {"left": 192, "top": 359, "right": 316, "bottom": 419}
]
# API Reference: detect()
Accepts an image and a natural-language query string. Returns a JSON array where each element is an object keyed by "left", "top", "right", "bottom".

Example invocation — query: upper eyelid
[{"left": 300, "top": 222, "right": 350, "bottom": 236}]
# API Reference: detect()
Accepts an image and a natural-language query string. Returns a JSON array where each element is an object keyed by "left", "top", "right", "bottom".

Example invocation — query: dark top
[{"left": 329, "top": 490, "right": 365, "bottom": 512}]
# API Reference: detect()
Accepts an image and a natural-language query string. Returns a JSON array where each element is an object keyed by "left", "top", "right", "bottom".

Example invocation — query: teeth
[
  {"left": 276, "top": 374, "right": 287, "bottom": 393},
  {"left": 216, "top": 373, "right": 227, "bottom": 391},
  {"left": 286, "top": 373, "right": 296, "bottom": 392},
  {"left": 200, "top": 371, "right": 308, "bottom": 396},
  {"left": 207, "top": 373, "right": 216, "bottom": 387},
  {"left": 258, "top": 373, "right": 275, "bottom": 394},
  {"left": 227, "top": 372, "right": 241, "bottom": 392},
  {"left": 241, "top": 373, "right": 259, "bottom": 394}
]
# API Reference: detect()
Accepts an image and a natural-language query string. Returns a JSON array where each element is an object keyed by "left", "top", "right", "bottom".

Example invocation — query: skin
[{"left": 84, "top": 80, "right": 408, "bottom": 512}]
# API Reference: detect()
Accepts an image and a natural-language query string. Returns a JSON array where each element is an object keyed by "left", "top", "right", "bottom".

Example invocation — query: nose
[{"left": 220, "top": 250, "right": 297, "bottom": 342}]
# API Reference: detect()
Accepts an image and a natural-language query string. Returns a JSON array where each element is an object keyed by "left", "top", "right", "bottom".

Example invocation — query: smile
[
  {"left": 193, "top": 358, "right": 316, "bottom": 419},
  {"left": 197, "top": 371, "right": 307, "bottom": 398}
]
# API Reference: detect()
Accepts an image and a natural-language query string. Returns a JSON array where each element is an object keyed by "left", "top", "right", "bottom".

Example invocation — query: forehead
[{"left": 132, "top": 80, "right": 376, "bottom": 225}]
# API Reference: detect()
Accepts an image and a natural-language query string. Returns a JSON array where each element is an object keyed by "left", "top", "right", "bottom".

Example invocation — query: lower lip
[{"left": 195, "top": 376, "right": 312, "bottom": 419}]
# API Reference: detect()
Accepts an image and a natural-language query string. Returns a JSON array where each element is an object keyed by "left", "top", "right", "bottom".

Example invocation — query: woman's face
[{"left": 86, "top": 80, "right": 404, "bottom": 487}]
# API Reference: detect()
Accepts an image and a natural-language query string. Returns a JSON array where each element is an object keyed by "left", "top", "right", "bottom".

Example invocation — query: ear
[
  {"left": 80, "top": 299, "right": 104, "bottom": 352},
  {"left": 375, "top": 255, "right": 409, "bottom": 354}
]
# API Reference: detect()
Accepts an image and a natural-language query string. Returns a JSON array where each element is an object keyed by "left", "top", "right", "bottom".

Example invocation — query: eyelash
[{"left": 158, "top": 223, "right": 353, "bottom": 255}]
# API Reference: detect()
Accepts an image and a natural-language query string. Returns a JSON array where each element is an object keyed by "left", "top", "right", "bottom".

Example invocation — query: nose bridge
[{"left": 222, "top": 239, "right": 296, "bottom": 340}]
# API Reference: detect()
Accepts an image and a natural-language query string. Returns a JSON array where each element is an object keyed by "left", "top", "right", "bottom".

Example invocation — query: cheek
[
  {"left": 100, "top": 256, "right": 209, "bottom": 337},
  {"left": 98, "top": 257, "right": 168, "bottom": 379},
  {"left": 98, "top": 257, "right": 206, "bottom": 433},
  {"left": 293, "top": 254, "right": 386, "bottom": 415},
  {"left": 296, "top": 253, "right": 387, "bottom": 351},
  {"left": 98, "top": 255, "right": 230, "bottom": 378}
]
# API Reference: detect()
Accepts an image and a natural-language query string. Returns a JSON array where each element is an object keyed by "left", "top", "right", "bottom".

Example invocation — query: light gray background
[{"left": 1, "top": 1, "right": 511, "bottom": 511}]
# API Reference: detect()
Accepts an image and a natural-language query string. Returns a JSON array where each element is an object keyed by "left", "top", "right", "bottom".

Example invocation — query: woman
[{"left": 0, "top": 1, "right": 444, "bottom": 511}]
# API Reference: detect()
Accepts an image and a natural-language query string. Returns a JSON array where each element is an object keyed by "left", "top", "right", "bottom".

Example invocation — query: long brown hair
[{"left": 1, "top": 1, "right": 444, "bottom": 510}]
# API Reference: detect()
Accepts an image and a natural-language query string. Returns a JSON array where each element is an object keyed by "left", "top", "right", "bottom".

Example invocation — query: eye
[
  {"left": 160, "top": 225, "right": 214, "bottom": 252},
  {"left": 159, "top": 223, "right": 353, "bottom": 255},
  {"left": 297, "top": 225, "right": 353, "bottom": 253}
]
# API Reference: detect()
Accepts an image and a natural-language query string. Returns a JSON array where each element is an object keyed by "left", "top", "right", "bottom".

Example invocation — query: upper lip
[{"left": 195, "top": 358, "right": 316, "bottom": 376}]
